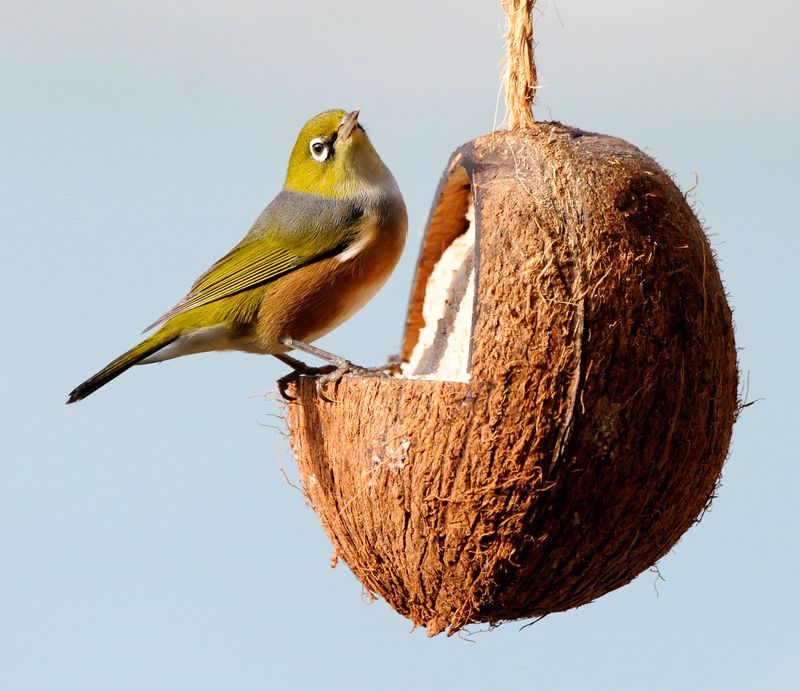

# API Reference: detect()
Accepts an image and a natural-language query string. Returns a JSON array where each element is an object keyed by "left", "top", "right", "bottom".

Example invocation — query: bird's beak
[{"left": 338, "top": 109, "right": 360, "bottom": 141}]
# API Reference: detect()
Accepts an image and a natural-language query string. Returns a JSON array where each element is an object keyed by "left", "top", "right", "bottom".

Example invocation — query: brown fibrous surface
[{"left": 285, "top": 123, "right": 738, "bottom": 636}]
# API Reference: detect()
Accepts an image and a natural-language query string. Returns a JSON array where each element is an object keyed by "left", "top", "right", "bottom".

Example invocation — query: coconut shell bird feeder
[{"left": 285, "top": 0, "right": 738, "bottom": 635}]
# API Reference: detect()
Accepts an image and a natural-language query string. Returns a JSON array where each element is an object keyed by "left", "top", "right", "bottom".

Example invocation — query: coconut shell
[{"left": 285, "top": 123, "right": 738, "bottom": 636}]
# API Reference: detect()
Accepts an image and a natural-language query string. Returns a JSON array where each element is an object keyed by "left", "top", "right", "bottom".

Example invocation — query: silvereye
[{"left": 67, "top": 109, "right": 407, "bottom": 403}]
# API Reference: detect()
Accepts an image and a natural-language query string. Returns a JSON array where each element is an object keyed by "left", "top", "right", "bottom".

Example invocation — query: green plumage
[
  {"left": 144, "top": 190, "right": 366, "bottom": 331},
  {"left": 66, "top": 327, "right": 180, "bottom": 403}
]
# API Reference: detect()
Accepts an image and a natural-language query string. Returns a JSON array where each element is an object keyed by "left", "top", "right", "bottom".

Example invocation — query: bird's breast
[{"left": 256, "top": 198, "right": 407, "bottom": 351}]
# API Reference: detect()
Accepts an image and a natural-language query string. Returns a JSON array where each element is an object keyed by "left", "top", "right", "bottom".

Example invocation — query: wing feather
[{"left": 143, "top": 191, "right": 363, "bottom": 331}]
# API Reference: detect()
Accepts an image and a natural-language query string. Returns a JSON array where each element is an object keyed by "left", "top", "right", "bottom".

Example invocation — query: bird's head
[{"left": 284, "top": 109, "right": 392, "bottom": 198}]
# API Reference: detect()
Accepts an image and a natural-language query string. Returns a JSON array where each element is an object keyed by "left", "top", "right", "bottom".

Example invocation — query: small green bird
[{"left": 67, "top": 109, "right": 407, "bottom": 403}]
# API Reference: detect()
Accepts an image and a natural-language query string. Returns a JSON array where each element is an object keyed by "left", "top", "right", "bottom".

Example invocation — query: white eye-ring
[{"left": 309, "top": 137, "right": 329, "bottom": 162}]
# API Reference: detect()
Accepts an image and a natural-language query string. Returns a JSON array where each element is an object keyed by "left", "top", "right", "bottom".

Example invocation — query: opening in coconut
[{"left": 399, "top": 161, "right": 476, "bottom": 382}]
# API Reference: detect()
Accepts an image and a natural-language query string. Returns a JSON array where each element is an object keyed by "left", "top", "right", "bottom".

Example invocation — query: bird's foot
[
  {"left": 276, "top": 363, "right": 336, "bottom": 402},
  {"left": 312, "top": 359, "right": 398, "bottom": 402},
  {"left": 275, "top": 341, "right": 402, "bottom": 403}
]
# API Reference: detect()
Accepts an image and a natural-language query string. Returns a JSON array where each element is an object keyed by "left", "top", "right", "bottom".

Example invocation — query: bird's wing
[{"left": 143, "top": 191, "right": 365, "bottom": 331}]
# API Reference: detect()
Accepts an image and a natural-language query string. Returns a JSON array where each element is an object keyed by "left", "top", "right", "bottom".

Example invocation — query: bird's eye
[{"left": 309, "top": 138, "right": 329, "bottom": 162}]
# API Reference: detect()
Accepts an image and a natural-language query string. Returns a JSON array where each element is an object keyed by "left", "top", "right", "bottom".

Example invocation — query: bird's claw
[
  {"left": 276, "top": 371, "right": 298, "bottom": 402},
  {"left": 312, "top": 361, "right": 353, "bottom": 402},
  {"left": 276, "top": 364, "right": 336, "bottom": 402}
]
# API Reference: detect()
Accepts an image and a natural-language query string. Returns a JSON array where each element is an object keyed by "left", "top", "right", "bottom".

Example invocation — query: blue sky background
[{"left": 2, "top": 1, "right": 798, "bottom": 689}]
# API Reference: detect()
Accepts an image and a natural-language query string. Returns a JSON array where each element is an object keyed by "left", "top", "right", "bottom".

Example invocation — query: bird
[{"left": 67, "top": 108, "right": 407, "bottom": 404}]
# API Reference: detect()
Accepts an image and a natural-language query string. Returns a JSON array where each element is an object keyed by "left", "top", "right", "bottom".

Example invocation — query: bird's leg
[
  {"left": 280, "top": 338, "right": 398, "bottom": 401},
  {"left": 273, "top": 352, "right": 314, "bottom": 372}
]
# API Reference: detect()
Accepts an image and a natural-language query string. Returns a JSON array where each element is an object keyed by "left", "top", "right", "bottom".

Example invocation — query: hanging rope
[{"left": 502, "top": 0, "right": 537, "bottom": 129}]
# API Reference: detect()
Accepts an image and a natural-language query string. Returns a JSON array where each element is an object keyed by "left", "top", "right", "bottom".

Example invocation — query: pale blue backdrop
[{"left": 2, "top": 1, "right": 797, "bottom": 689}]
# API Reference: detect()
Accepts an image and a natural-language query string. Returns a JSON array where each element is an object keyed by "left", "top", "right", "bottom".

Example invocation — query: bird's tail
[{"left": 67, "top": 327, "right": 179, "bottom": 404}]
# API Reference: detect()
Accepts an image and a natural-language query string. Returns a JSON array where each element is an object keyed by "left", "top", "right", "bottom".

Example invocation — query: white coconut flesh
[{"left": 401, "top": 196, "right": 475, "bottom": 382}]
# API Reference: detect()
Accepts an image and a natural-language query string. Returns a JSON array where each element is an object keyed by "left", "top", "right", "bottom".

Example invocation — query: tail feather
[{"left": 67, "top": 328, "right": 178, "bottom": 404}]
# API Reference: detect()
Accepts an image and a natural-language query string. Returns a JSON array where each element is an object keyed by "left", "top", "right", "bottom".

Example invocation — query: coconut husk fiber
[{"left": 285, "top": 123, "right": 738, "bottom": 635}]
